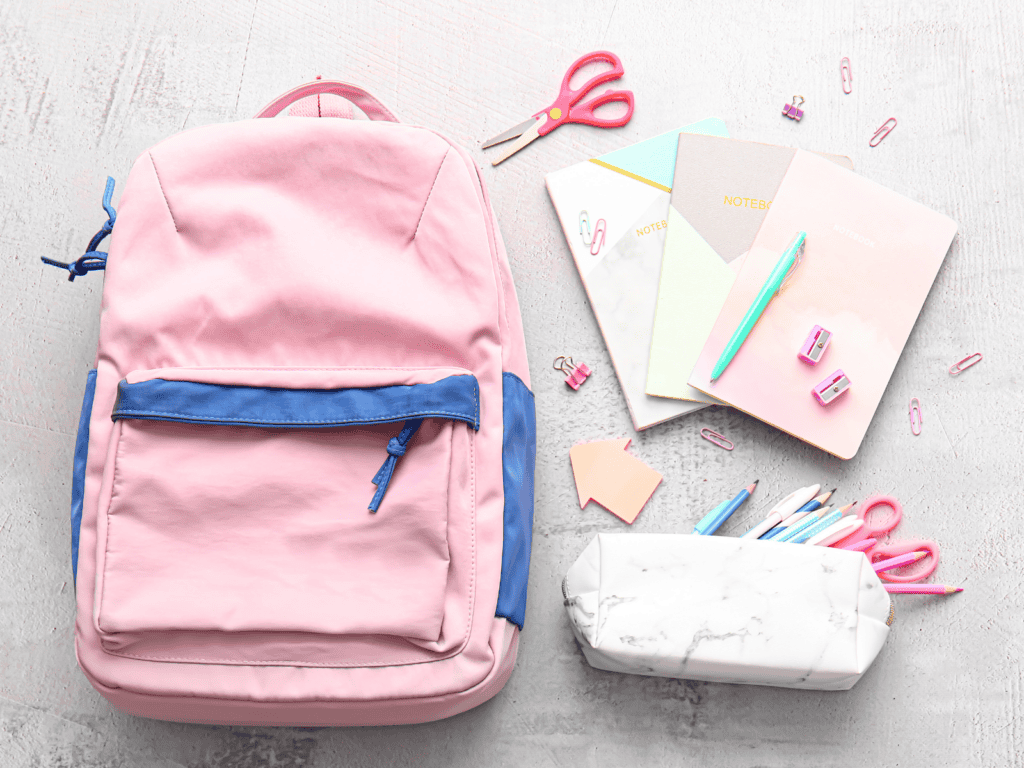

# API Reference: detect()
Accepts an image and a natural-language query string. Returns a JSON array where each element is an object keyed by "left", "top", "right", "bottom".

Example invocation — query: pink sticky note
[{"left": 569, "top": 438, "right": 663, "bottom": 524}]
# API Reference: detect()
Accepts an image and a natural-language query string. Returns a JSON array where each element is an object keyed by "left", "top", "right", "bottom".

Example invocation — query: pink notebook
[{"left": 688, "top": 150, "right": 958, "bottom": 459}]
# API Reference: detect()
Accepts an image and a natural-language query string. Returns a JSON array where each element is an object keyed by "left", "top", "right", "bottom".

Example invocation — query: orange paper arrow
[{"left": 569, "top": 438, "right": 663, "bottom": 524}]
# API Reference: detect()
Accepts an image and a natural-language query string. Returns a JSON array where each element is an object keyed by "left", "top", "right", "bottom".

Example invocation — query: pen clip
[
  {"left": 780, "top": 239, "right": 805, "bottom": 289},
  {"left": 777, "top": 237, "right": 806, "bottom": 294}
]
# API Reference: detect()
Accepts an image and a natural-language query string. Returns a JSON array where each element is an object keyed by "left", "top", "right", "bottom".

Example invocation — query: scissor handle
[
  {"left": 837, "top": 495, "right": 903, "bottom": 548},
  {"left": 869, "top": 539, "right": 941, "bottom": 583},
  {"left": 563, "top": 89, "right": 635, "bottom": 129},
  {"left": 536, "top": 50, "right": 628, "bottom": 136}
]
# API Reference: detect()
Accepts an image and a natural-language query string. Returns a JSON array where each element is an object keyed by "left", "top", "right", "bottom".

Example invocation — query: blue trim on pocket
[
  {"left": 495, "top": 372, "right": 536, "bottom": 630},
  {"left": 71, "top": 370, "right": 97, "bottom": 584},
  {"left": 112, "top": 374, "right": 480, "bottom": 431}
]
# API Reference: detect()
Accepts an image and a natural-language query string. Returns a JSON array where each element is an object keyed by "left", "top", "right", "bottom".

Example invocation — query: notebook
[
  {"left": 646, "top": 135, "right": 852, "bottom": 405},
  {"left": 545, "top": 119, "right": 729, "bottom": 430},
  {"left": 687, "top": 150, "right": 958, "bottom": 459}
]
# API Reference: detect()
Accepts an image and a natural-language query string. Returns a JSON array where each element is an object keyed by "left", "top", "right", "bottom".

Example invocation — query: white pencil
[
  {"left": 807, "top": 517, "right": 864, "bottom": 547},
  {"left": 741, "top": 484, "right": 821, "bottom": 539}
]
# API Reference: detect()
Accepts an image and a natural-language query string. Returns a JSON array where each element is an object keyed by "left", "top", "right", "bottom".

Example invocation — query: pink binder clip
[
  {"left": 812, "top": 369, "right": 851, "bottom": 406},
  {"left": 554, "top": 355, "right": 592, "bottom": 391},
  {"left": 782, "top": 95, "right": 805, "bottom": 121},
  {"left": 798, "top": 325, "right": 832, "bottom": 365}
]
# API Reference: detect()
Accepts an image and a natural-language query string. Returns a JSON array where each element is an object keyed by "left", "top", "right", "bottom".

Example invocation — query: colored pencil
[
  {"left": 693, "top": 480, "right": 759, "bottom": 535},
  {"left": 840, "top": 537, "right": 877, "bottom": 552},
  {"left": 741, "top": 484, "right": 820, "bottom": 539},
  {"left": 761, "top": 511, "right": 811, "bottom": 540},
  {"left": 885, "top": 584, "right": 963, "bottom": 595},
  {"left": 805, "top": 505, "right": 860, "bottom": 546},
  {"left": 760, "top": 488, "right": 835, "bottom": 540},
  {"left": 790, "top": 507, "right": 844, "bottom": 544},
  {"left": 776, "top": 506, "right": 832, "bottom": 543},
  {"left": 873, "top": 551, "right": 929, "bottom": 573}
]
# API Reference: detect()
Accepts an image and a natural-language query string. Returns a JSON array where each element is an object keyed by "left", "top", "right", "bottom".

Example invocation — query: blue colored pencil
[
  {"left": 790, "top": 508, "right": 843, "bottom": 544},
  {"left": 693, "top": 480, "right": 759, "bottom": 535},
  {"left": 799, "top": 502, "right": 857, "bottom": 545},
  {"left": 775, "top": 507, "right": 830, "bottom": 543}
]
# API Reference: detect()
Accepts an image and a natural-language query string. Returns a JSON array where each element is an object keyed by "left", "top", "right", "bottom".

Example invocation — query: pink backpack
[{"left": 57, "top": 81, "right": 536, "bottom": 725}]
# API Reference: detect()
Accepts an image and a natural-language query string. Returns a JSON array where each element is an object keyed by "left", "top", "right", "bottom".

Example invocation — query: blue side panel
[
  {"left": 71, "top": 370, "right": 97, "bottom": 584},
  {"left": 495, "top": 372, "right": 536, "bottom": 630},
  {"left": 112, "top": 374, "right": 480, "bottom": 430}
]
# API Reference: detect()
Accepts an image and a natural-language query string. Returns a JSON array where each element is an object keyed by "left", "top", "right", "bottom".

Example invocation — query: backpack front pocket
[{"left": 95, "top": 368, "right": 478, "bottom": 646}]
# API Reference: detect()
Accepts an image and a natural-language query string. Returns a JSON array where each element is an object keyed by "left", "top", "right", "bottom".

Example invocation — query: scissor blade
[
  {"left": 482, "top": 117, "right": 537, "bottom": 149},
  {"left": 491, "top": 119, "right": 543, "bottom": 166}
]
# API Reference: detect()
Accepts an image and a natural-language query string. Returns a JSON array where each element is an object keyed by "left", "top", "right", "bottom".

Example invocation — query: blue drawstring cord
[
  {"left": 368, "top": 418, "right": 424, "bottom": 513},
  {"left": 42, "top": 176, "right": 117, "bottom": 282}
]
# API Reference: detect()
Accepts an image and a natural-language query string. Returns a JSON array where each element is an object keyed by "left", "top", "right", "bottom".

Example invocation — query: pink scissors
[
  {"left": 835, "top": 495, "right": 941, "bottom": 583},
  {"left": 483, "top": 50, "right": 635, "bottom": 166}
]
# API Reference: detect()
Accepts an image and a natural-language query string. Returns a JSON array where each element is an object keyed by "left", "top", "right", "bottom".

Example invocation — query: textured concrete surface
[{"left": 1, "top": 0, "right": 1022, "bottom": 765}]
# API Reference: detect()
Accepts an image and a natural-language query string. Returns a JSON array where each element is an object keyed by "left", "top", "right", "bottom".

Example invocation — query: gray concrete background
[{"left": 1, "top": 0, "right": 1021, "bottom": 765}]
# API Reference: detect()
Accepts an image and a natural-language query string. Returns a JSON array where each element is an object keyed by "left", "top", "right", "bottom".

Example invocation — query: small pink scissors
[
  {"left": 483, "top": 50, "right": 635, "bottom": 166},
  {"left": 836, "top": 495, "right": 940, "bottom": 583}
]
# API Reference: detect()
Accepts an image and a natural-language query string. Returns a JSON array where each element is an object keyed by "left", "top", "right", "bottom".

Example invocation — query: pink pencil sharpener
[
  {"left": 813, "top": 369, "right": 851, "bottom": 406},
  {"left": 798, "top": 325, "right": 832, "bottom": 365}
]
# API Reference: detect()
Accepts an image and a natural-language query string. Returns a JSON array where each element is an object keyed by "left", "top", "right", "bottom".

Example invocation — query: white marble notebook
[{"left": 545, "top": 119, "right": 729, "bottom": 431}]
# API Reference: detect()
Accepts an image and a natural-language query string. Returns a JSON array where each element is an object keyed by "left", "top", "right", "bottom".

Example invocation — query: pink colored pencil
[
  {"left": 873, "top": 550, "right": 929, "bottom": 573},
  {"left": 885, "top": 584, "right": 963, "bottom": 595},
  {"left": 839, "top": 537, "right": 876, "bottom": 552}
]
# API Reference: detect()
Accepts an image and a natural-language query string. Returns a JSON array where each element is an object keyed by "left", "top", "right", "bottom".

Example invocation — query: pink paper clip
[
  {"left": 949, "top": 352, "right": 982, "bottom": 375},
  {"left": 840, "top": 57, "right": 852, "bottom": 94},
  {"left": 813, "top": 369, "right": 851, "bottom": 406},
  {"left": 782, "top": 95, "right": 805, "bottom": 121},
  {"left": 798, "top": 324, "right": 832, "bottom": 365},
  {"left": 554, "top": 355, "right": 592, "bottom": 390},
  {"left": 699, "top": 428, "right": 734, "bottom": 451},
  {"left": 909, "top": 397, "right": 922, "bottom": 435},
  {"left": 590, "top": 218, "right": 606, "bottom": 256},
  {"left": 870, "top": 118, "right": 897, "bottom": 147}
]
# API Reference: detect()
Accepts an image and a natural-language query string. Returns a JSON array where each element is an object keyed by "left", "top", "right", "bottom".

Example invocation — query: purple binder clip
[{"left": 783, "top": 96, "right": 805, "bottom": 121}]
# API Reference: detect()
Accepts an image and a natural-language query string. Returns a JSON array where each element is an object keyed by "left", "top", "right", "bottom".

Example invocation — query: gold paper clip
[
  {"left": 700, "top": 428, "right": 734, "bottom": 451},
  {"left": 949, "top": 352, "right": 982, "bottom": 375},
  {"left": 870, "top": 118, "right": 897, "bottom": 147},
  {"left": 840, "top": 57, "right": 852, "bottom": 94},
  {"left": 909, "top": 398, "right": 922, "bottom": 436}
]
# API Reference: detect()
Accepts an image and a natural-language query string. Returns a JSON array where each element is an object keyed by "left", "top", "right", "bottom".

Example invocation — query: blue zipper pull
[
  {"left": 368, "top": 418, "right": 424, "bottom": 513},
  {"left": 42, "top": 177, "right": 117, "bottom": 282}
]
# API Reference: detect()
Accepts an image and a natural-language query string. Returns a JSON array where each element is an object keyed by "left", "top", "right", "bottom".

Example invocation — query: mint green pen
[{"left": 710, "top": 231, "right": 807, "bottom": 382}]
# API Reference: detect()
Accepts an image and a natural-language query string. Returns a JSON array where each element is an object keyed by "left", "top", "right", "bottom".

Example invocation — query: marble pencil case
[{"left": 562, "top": 533, "right": 893, "bottom": 691}]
